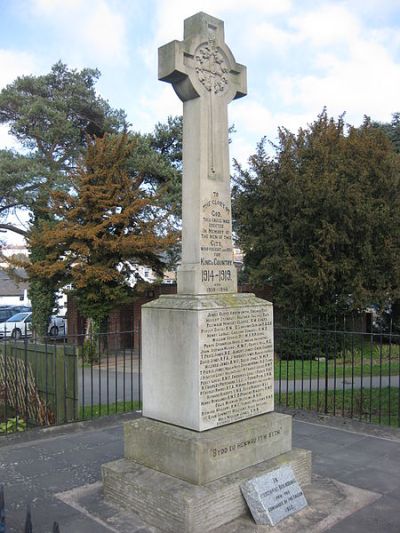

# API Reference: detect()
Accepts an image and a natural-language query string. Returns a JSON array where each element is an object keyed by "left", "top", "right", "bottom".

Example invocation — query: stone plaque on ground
[{"left": 241, "top": 465, "right": 308, "bottom": 526}]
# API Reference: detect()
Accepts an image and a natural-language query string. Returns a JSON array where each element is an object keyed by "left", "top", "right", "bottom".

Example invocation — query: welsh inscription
[
  {"left": 200, "top": 305, "right": 273, "bottom": 426},
  {"left": 209, "top": 427, "right": 282, "bottom": 459}
]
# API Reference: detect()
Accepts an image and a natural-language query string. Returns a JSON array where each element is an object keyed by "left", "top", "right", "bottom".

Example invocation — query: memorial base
[
  {"left": 102, "top": 448, "right": 311, "bottom": 533},
  {"left": 102, "top": 413, "right": 312, "bottom": 532},
  {"left": 142, "top": 293, "right": 274, "bottom": 431},
  {"left": 124, "top": 413, "right": 292, "bottom": 484}
]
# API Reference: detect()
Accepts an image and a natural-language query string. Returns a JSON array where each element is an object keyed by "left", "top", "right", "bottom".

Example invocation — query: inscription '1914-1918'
[{"left": 200, "top": 191, "right": 236, "bottom": 293}]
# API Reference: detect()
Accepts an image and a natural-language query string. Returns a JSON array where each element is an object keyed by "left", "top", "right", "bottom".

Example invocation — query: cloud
[
  {"left": 141, "top": 0, "right": 293, "bottom": 72},
  {"left": 273, "top": 37, "right": 400, "bottom": 123},
  {"left": 0, "top": 49, "right": 38, "bottom": 89},
  {"left": 134, "top": 85, "right": 182, "bottom": 133},
  {"left": 289, "top": 3, "right": 361, "bottom": 47},
  {"left": 30, "top": 0, "right": 129, "bottom": 66},
  {"left": 0, "top": 125, "right": 21, "bottom": 150}
]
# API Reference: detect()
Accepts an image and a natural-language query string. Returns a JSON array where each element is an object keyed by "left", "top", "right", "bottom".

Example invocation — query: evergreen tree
[
  {"left": 0, "top": 62, "right": 127, "bottom": 335},
  {"left": 233, "top": 110, "right": 400, "bottom": 318},
  {"left": 27, "top": 133, "right": 177, "bottom": 331}
]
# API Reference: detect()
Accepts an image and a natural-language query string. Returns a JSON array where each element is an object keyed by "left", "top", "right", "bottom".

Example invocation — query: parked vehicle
[
  {"left": 0, "top": 307, "right": 15, "bottom": 323},
  {"left": 0, "top": 305, "right": 31, "bottom": 323},
  {"left": 48, "top": 315, "right": 67, "bottom": 337},
  {"left": 0, "top": 312, "right": 66, "bottom": 339},
  {"left": 0, "top": 312, "right": 32, "bottom": 339}
]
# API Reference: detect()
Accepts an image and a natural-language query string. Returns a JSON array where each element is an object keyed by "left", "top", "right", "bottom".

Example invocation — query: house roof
[{"left": 0, "top": 269, "right": 29, "bottom": 297}]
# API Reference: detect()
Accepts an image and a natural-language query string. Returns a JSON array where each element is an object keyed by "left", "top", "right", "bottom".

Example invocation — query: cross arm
[
  {"left": 158, "top": 40, "right": 199, "bottom": 101},
  {"left": 231, "top": 63, "right": 247, "bottom": 100}
]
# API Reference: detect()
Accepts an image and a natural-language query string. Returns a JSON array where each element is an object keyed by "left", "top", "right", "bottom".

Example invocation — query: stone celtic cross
[{"left": 159, "top": 12, "right": 247, "bottom": 295}]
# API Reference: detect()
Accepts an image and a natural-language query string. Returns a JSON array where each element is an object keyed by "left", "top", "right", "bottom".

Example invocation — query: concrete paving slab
[{"left": 0, "top": 410, "right": 399, "bottom": 532}]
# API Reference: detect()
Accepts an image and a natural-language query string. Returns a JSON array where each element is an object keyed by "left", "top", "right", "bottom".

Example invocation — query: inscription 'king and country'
[
  {"left": 159, "top": 12, "right": 247, "bottom": 295},
  {"left": 141, "top": 12, "right": 273, "bottom": 431}
]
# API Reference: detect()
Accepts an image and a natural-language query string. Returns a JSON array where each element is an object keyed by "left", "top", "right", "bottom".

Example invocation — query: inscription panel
[
  {"left": 200, "top": 305, "right": 273, "bottom": 427},
  {"left": 241, "top": 466, "right": 308, "bottom": 526},
  {"left": 199, "top": 190, "right": 236, "bottom": 294}
]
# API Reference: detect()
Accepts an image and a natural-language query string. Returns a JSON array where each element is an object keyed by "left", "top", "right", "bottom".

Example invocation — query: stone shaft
[{"left": 158, "top": 12, "right": 247, "bottom": 295}]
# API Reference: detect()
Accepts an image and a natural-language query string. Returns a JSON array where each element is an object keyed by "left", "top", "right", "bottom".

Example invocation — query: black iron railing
[
  {"left": 274, "top": 317, "right": 400, "bottom": 427},
  {"left": 0, "top": 486, "right": 60, "bottom": 532},
  {"left": 0, "top": 328, "right": 142, "bottom": 435},
  {"left": 1, "top": 319, "right": 399, "bottom": 436}
]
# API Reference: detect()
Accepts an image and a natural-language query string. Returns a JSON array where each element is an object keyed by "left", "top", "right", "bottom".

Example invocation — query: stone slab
[
  {"left": 57, "top": 476, "right": 380, "bottom": 533},
  {"left": 241, "top": 465, "right": 307, "bottom": 525},
  {"left": 142, "top": 293, "right": 274, "bottom": 431},
  {"left": 124, "top": 412, "right": 292, "bottom": 484},
  {"left": 102, "top": 448, "right": 311, "bottom": 533}
]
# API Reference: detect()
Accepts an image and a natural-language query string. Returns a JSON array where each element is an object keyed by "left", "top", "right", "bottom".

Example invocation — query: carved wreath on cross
[{"left": 195, "top": 44, "right": 229, "bottom": 94}]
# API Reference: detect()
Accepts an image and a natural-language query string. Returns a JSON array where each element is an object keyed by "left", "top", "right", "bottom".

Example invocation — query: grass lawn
[
  {"left": 79, "top": 400, "right": 141, "bottom": 419},
  {"left": 275, "top": 341, "right": 400, "bottom": 380},
  {"left": 277, "top": 387, "right": 400, "bottom": 428}
]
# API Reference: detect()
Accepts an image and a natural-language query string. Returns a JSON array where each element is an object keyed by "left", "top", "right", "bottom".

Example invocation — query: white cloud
[
  {"left": 0, "top": 125, "right": 21, "bottom": 150},
  {"left": 273, "top": 37, "right": 400, "bottom": 123},
  {"left": 0, "top": 49, "right": 37, "bottom": 89},
  {"left": 30, "top": 0, "right": 129, "bottom": 65},
  {"left": 251, "top": 23, "right": 296, "bottom": 50},
  {"left": 141, "top": 0, "right": 292, "bottom": 72},
  {"left": 289, "top": 4, "right": 361, "bottom": 47},
  {"left": 152, "top": 0, "right": 292, "bottom": 43},
  {"left": 230, "top": 99, "right": 274, "bottom": 137},
  {"left": 134, "top": 85, "right": 182, "bottom": 133}
]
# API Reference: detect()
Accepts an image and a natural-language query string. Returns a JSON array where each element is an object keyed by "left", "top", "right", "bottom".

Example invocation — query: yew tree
[
  {"left": 0, "top": 62, "right": 127, "bottom": 335},
  {"left": 28, "top": 133, "right": 177, "bottom": 330},
  {"left": 233, "top": 110, "right": 400, "bottom": 317}
]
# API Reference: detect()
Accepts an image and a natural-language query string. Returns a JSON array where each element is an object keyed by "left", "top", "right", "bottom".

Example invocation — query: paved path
[
  {"left": 76, "top": 367, "right": 399, "bottom": 406},
  {"left": 277, "top": 374, "right": 400, "bottom": 393},
  {"left": 0, "top": 411, "right": 399, "bottom": 532}
]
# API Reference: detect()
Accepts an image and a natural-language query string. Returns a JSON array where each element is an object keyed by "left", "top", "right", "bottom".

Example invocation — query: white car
[
  {"left": 48, "top": 315, "right": 67, "bottom": 337},
  {"left": 0, "top": 313, "right": 67, "bottom": 339},
  {"left": 1, "top": 312, "right": 33, "bottom": 339}
]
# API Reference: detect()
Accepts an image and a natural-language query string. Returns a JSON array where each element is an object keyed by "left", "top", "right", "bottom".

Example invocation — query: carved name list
[{"left": 200, "top": 305, "right": 274, "bottom": 427}]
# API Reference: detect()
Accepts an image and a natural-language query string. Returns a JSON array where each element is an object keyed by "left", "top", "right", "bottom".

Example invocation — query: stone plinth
[
  {"left": 102, "top": 448, "right": 312, "bottom": 533},
  {"left": 142, "top": 293, "right": 274, "bottom": 431},
  {"left": 124, "top": 412, "right": 291, "bottom": 484}
]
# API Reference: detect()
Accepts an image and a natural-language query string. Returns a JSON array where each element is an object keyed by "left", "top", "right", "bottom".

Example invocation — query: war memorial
[{"left": 102, "top": 12, "right": 311, "bottom": 531}]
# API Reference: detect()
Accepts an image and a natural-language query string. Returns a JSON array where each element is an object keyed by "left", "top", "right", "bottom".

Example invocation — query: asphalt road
[
  {"left": 76, "top": 367, "right": 399, "bottom": 406},
  {"left": 78, "top": 368, "right": 141, "bottom": 406}
]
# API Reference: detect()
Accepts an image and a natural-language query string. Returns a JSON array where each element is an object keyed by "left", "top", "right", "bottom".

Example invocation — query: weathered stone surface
[
  {"left": 124, "top": 412, "right": 291, "bottom": 484},
  {"left": 102, "top": 448, "right": 312, "bottom": 533},
  {"left": 158, "top": 12, "right": 246, "bottom": 295},
  {"left": 241, "top": 465, "right": 307, "bottom": 525},
  {"left": 142, "top": 293, "right": 274, "bottom": 431}
]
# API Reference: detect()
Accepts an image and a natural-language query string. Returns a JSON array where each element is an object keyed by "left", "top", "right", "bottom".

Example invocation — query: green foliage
[
  {"left": 275, "top": 324, "right": 340, "bottom": 360},
  {"left": 80, "top": 339, "right": 100, "bottom": 364},
  {"left": 133, "top": 115, "right": 183, "bottom": 220},
  {"left": 0, "top": 62, "right": 127, "bottom": 333},
  {"left": 0, "top": 417, "right": 26, "bottom": 433},
  {"left": 233, "top": 110, "right": 400, "bottom": 317},
  {"left": 0, "top": 61, "right": 126, "bottom": 163},
  {"left": 80, "top": 400, "right": 140, "bottom": 419},
  {"left": 373, "top": 112, "right": 400, "bottom": 154},
  {"left": 28, "top": 133, "right": 177, "bottom": 327}
]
